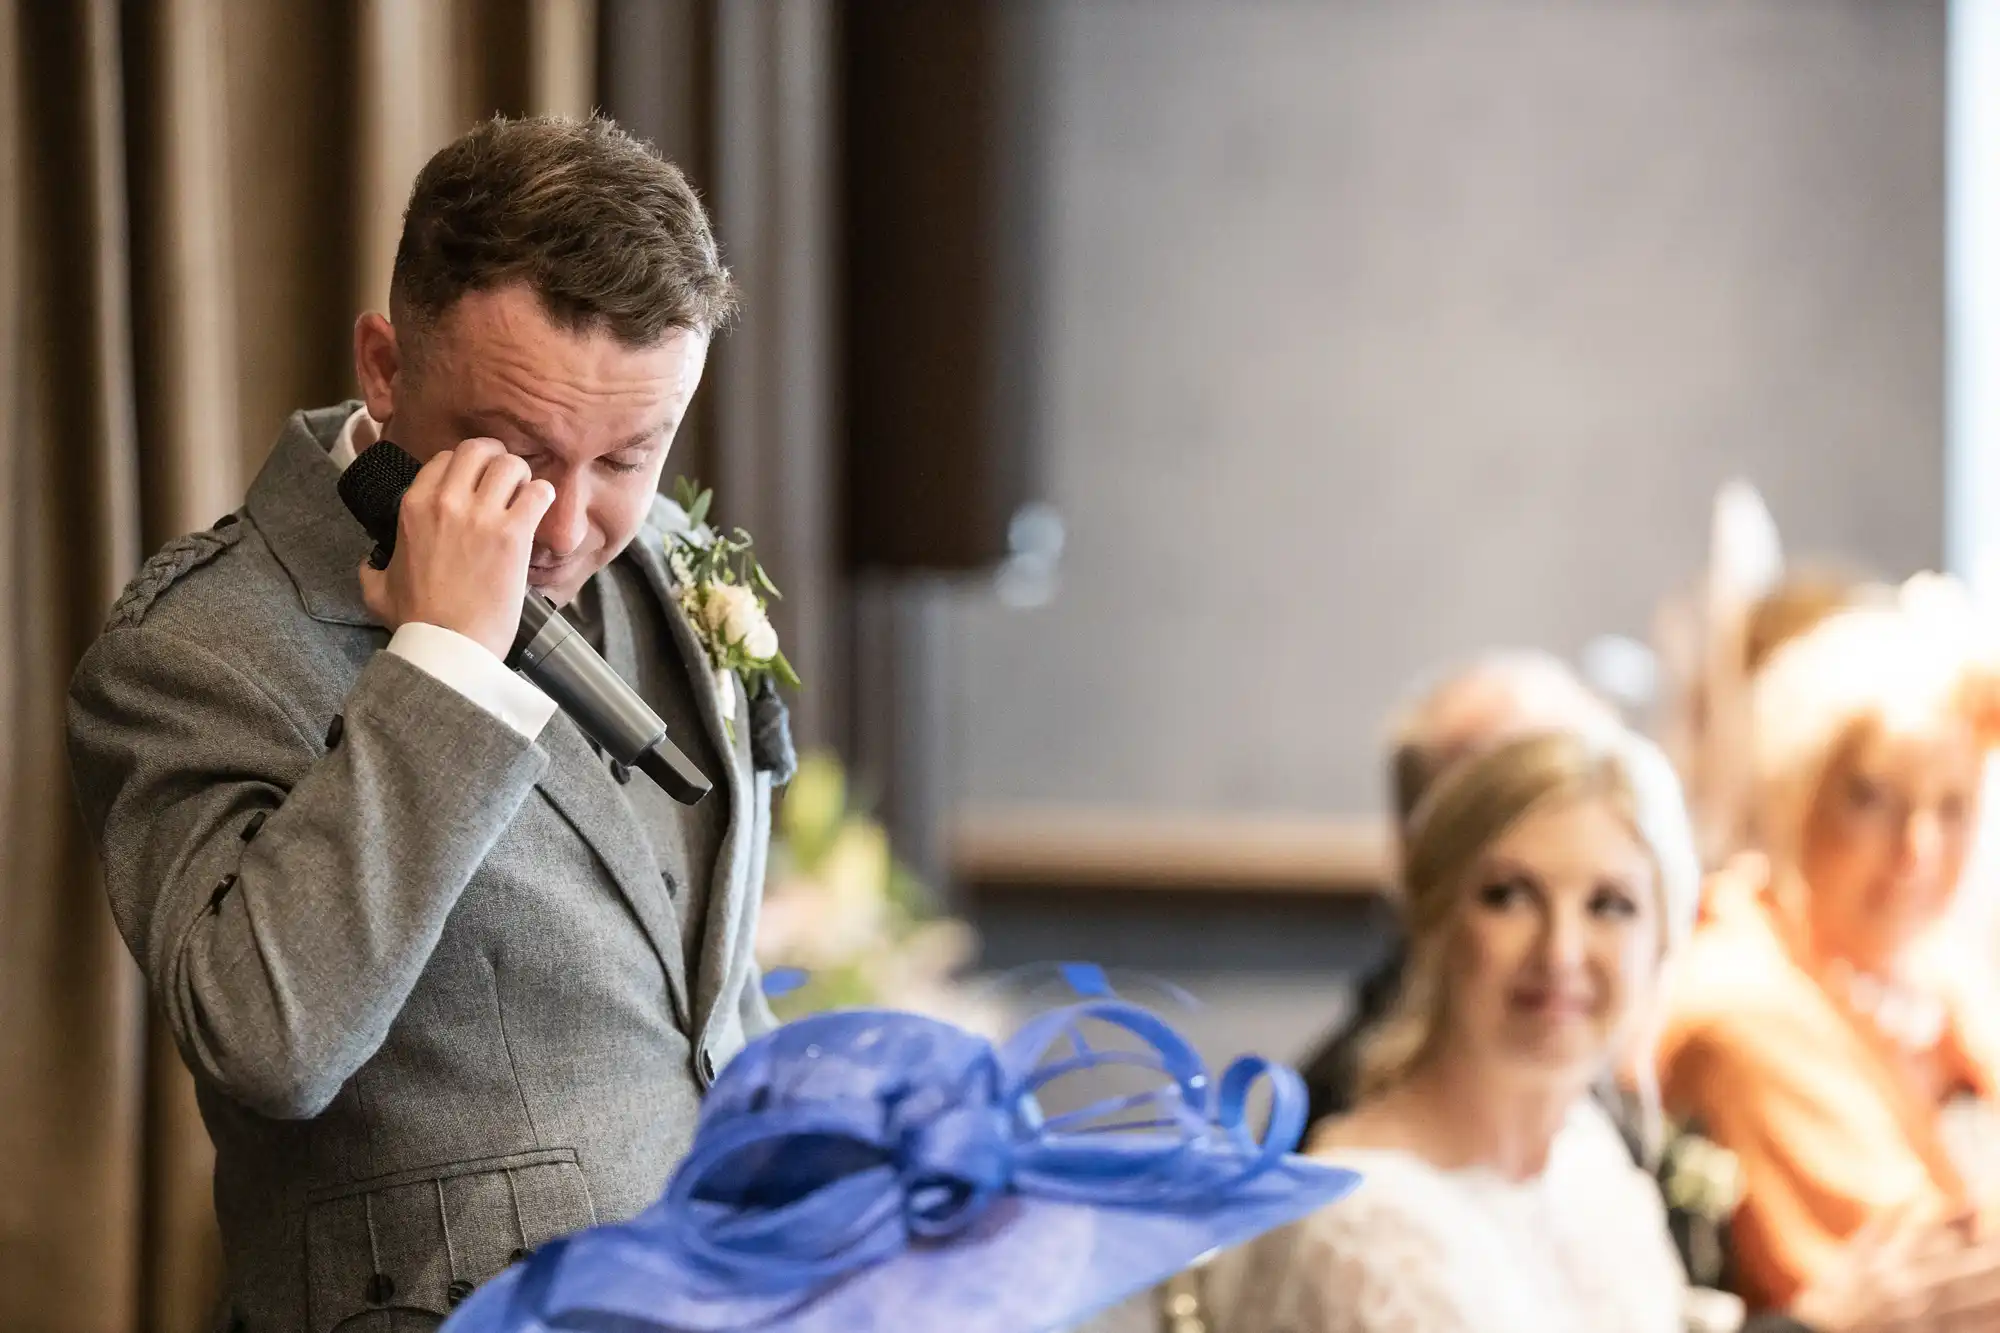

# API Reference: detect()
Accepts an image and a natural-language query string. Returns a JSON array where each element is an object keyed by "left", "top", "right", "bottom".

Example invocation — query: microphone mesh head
[{"left": 336, "top": 440, "right": 425, "bottom": 553}]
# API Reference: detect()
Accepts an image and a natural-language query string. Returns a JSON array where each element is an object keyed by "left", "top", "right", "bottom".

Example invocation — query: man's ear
[{"left": 353, "top": 313, "right": 401, "bottom": 424}]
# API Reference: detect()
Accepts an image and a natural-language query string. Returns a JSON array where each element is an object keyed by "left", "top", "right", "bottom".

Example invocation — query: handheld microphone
[{"left": 336, "top": 440, "right": 713, "bottom": 806}]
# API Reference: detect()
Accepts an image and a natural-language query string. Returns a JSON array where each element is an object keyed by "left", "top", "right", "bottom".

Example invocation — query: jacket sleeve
[{"left": 68, "top": 627, "right": 549, "bottom": 1120}]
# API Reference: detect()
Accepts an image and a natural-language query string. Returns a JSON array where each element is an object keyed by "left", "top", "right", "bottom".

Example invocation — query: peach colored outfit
[{"left": 1658, "top": 862, "right": 2000, "bottom": 1311}]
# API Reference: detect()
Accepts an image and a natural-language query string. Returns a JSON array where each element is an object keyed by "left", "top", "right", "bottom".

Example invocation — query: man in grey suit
[{"left": 67, "top": 116, "right": 790, "bottom": 1332}]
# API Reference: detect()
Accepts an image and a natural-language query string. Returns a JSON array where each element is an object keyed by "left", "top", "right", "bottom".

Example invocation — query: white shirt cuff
[{"left": 386, "top": 622, "right": 559, "bottom": 742}]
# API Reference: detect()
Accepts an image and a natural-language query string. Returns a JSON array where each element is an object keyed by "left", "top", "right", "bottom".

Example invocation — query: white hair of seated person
[{"left": 1386, "top": 649, "right": 1624, "bottom": 829}]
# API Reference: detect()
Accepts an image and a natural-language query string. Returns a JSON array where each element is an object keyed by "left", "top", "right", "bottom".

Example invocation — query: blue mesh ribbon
[
  {"left": 461, "top": 993, "right": 1314, "bottom": 1331},
  {"left": 650, "top": 997, "right": 1302, "bottom": 1297}
]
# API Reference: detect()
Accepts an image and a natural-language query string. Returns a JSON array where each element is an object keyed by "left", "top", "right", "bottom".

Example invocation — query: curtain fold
[
  {"left": 2, "top": 6, "right": 148, "bottom": 1333},
  {"left": 697, "top": 0, "right": 839, "bottom": 751},
  {"left": 598, "top": 0, "right": 718, "bottom": 490}
]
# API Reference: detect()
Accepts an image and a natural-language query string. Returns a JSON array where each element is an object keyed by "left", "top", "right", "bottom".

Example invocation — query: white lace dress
[{"left": 1204, "top": 1103, "right": 1688, "bottom": 1333}]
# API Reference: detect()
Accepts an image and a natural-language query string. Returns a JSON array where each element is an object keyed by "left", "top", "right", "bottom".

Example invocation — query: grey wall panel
[{"left": 949, "top": 0, "right": 1946, "bottom": 818}]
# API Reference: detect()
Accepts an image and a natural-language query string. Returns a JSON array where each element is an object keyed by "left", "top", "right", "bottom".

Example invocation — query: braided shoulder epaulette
[{"left": 105, "top": 518, "right": 245, "bottom": 632}]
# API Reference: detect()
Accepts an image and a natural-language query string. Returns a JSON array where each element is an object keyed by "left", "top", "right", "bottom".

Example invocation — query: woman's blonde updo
[
  {"left": 1357, "top": 727, "right": 1700, "bottom": 1100},
  {"left": 1749, "top": 574, "right": 2000, "bottom": 872}
]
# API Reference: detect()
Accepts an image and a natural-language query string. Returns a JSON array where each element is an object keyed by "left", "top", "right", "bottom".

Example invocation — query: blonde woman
[
  {"left": 1658, "top": 576, "right": 2000, "bottom": 1313},
  {"left": 1201, "top": 726, "right": 2000, "bottom": 1333},
  {"left": 1207, "top": 728, "right": 1700, "bottom": 1332}
]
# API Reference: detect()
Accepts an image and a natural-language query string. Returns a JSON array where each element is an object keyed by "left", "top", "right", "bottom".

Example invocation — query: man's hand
[{"left": 357, "top": 438, "right": 555, "bottom": 661}]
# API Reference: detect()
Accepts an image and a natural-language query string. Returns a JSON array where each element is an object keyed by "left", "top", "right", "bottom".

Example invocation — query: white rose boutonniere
[
  {"left": 666, "top": 477, "right": 801, "bottom": 740},
  {"left": 1659, "top": 1123, "right": 1743, "bottom": 1222}
]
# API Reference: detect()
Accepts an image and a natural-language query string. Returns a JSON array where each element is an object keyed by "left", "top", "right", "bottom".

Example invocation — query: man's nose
[{"left": 535, "top": 480, "right": 589, "bottom": 560}]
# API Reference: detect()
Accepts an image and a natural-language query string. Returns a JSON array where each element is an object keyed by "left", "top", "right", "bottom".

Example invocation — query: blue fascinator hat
[{"left": 445, "top": 972, "right": 1359, "bottom": 1333}]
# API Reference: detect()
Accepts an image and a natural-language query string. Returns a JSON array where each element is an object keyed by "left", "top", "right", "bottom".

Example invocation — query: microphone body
[{"left": 336, "top": 440, "right": 712, "bottom": 805}]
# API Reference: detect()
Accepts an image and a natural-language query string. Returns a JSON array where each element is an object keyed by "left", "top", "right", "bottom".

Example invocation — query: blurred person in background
[
  {"left": 1147, "top": 651, "right": 1624, "bottom": 1333},
  {"left": 1659, "top": 575, "right": 2000, "bottom": 1315},
  {"left": 1206, "top": 729, "right": 1701, "bottom": 1332},
  {"left": 1205, "top": 727, "right": 2000, "bottom": 1333},
  {"left": 1636, "top": 562, "right": 1888, "bottom": 1300},
  {"left": 1296, "top": 650, "right": 1621, "bottom": 1126},
  {"left": 1649, "top": 481, "right": 1892, "bottom": 891},
  {"left": 1287, "top": 652, "right": 1751, "bottom": 1319},
  {"left": 1679, "top": 565, "right": 1888, "bottom": 932}
]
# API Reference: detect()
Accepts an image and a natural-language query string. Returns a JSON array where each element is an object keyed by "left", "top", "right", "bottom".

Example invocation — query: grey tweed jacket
[{"left": 67, "top": 403, "right": 784, "bottom": 1333}]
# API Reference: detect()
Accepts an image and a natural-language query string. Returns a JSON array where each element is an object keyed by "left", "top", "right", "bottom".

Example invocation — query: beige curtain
[{"left": 0, "top": 4, "right": 780, "bottom": 1330}]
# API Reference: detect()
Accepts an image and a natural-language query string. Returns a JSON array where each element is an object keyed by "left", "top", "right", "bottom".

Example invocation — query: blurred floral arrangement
[{"left": 755, "top": 751, "right": 1004, "bottom": 1035}]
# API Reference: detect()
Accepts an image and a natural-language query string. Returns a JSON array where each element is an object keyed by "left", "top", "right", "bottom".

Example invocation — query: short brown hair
[{"left": 390, "top": 115, "right": 736, "bottom": 349}]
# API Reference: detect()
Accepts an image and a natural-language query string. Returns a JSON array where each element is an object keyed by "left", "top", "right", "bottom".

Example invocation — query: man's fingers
[
  {"left": 511, "top": 477, "right": 557, "bottom": 524},
  {"left": 473, "top": 452, "right": 535, "bottom": 509},
  {"left": 361, "top": 438, "right": 544, "bottom": 660},
  {"left": 403, "top": 446, "right": 452, "bottom": 509},
  {"left": 436, "top": 437, "right": 507, "bottom": 499},
  {"left": 356, "top": 561, "right": 391, "bottom": 624}
]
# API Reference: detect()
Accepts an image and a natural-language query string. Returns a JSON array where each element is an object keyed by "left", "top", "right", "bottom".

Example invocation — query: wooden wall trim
[{"left": 949, "top": 807, "right": 1394, "bottom": 896}]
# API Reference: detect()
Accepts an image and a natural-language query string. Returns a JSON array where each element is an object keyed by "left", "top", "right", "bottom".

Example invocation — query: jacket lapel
[
  {"left": 626, "top": 522, "right": 756, "bottom": 1048},
  {"left": 531, "top": 715, "right": 693, "bottom": 1030}
]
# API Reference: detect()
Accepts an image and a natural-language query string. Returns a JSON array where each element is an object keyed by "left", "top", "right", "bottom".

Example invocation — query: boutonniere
[
  {"left": 1658, "top": 1122, "right": 1743, "bottom": 1224},
  {"left": 665, "top": 478, "right": 801, "bottom": 741}
]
